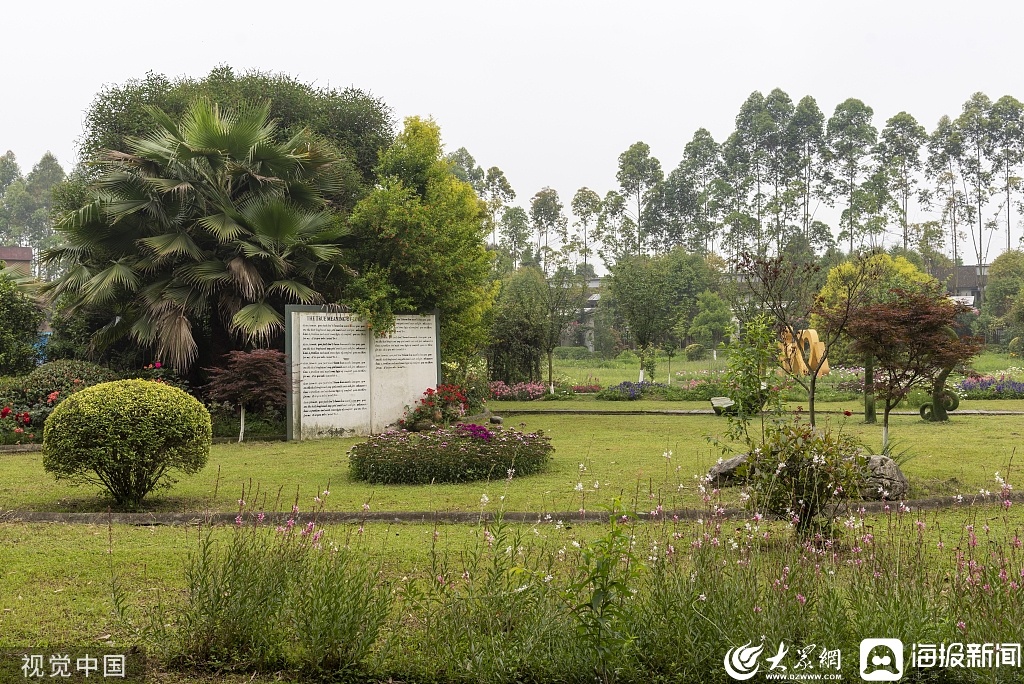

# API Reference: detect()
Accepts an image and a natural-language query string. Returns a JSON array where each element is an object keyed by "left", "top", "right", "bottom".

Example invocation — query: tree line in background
[
  {"left": 452, "top": 89, "right": 1024, "bottom": 285},
  {"left": 4, "top": 71, "right": 1024, "bottom": 397}
]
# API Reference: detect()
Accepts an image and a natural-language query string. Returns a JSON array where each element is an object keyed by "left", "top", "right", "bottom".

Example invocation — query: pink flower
[
  {"left": 154, "top": 362, "right": 162, "bottom": 369},
  {"left": 235, "top": 515, "right": 243, "bottom": 526},
  {"left": 796, "top": 594, "right": 807, "bottom": 605}
]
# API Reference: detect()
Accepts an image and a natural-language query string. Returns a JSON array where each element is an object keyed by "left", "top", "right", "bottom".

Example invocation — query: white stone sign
[{"left": 286, "top": 308, "right": 439, "bottom": 439}]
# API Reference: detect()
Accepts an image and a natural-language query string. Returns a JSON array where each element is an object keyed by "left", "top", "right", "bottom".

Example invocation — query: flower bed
[
  {"left": 489, "top": 381, "right": 547, "bottom": 401},
  {"left": 955, "top": 374, "right": 1024, "bottom": 399},
  {"left": 596, "top": 380, "right": 725, "bottom": 401},
  {"left": 348, "top": 424, "right": 553, "bottom": 484}
]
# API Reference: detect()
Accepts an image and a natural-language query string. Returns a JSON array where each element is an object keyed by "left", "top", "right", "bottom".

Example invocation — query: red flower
[
  {"left": 843, "top": 410, "right": 853, "bottom": 417},
  {"left": 154, "top": 361, "right": 162, "bottom": 369},
  {"left": 21, "top": 413, "right": 31, "bottom": 425},
  {"left": 0, "top": 407, "right": 9, "bottom": 419}
]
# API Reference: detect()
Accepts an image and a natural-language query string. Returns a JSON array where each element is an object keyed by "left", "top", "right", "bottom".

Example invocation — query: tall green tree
[
  {"left": 925, "top": 116, "right": 968, "bottom": 282},
  {"left": 875, "top": 112, "right": 927, "bottom": 251},
  {"left": 0, "top": 152, "right": 66, "bottom": 278},
  {"left": 956, "top": 92, "right": 996, "bottom": 298},
  {"left": 983, "top": 249, "right": 1024, "bottom": 318},
  {"left": 74, "top": 66, "right": 393, "bottom": 205},
  {"left": 486, "top": 267, "right": 545, "bottom": 384},
  {"left": 595, "top": 190, "right": 635, "bottom": 266},
  {"left": 529, "top": 187, "right": 568, "bottom": 270},
  {"left": 731, "top": 92, "right": 771, "bottom": 254},
  {"left": 481, "top": 166, "right": 515, "bottom": 246},
  {"left": 498, "top": 206, "right": 530, "bottom": 270},
  {"left": 348, "top": 117, "right": 496, "bottom": 372},
  {"left": 608, "top": 247, "right": 714, "bottom": 381},
  {"left": 787, "top": 96, "right": 827, "bottom": 243},
  {"left": 763, "top": 88, "right": 798, "bottom": 252},
  {"left": 571, "top": 187, "right": 602, "bottom": 268},
  {"left": 989, "top": 95, "right": 1024, "bottom": 251},
  {"left": 43, "top": 99, "right": 346, "bottom": 371},
  {"left": 827, "top": 98, "right": 878, "bottom": 254},
  {"left": 446, "top": 147, "right": 485, "bottom": 191},
  {"left": 680, "top": 128, "right": 724, "bottom": 254},
  {"left": 616, "top": 142, "right": 663, "bottom": 255}
]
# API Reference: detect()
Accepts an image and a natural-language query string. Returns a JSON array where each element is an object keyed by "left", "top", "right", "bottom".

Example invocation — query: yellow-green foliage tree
[
  {"left": 347, "top": 117, "right": 497, "bottom": 375},
  {"left": 815, "top": 253, "right": 938, "bottom": 422}
]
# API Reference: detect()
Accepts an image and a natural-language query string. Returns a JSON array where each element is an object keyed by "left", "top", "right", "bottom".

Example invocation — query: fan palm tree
[{"left": 42, "top": 99, "right": 347, "bottom": 370}]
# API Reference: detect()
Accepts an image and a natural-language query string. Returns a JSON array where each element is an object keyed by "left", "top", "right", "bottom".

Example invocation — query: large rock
[
  {"left": 862, "top": 455, "right": 910, "bottom": 500},
  {"left": 708, "top": 454, "right": 748, "bottom": 486}
]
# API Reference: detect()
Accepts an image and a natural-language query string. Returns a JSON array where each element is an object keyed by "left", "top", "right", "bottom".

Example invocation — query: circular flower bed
[{"left": 348, "top": 424, "right": 553, "bottom": 484}]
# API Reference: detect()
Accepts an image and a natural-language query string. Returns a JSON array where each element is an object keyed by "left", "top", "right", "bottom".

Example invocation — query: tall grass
[{"left": 134, "top": 480, "right": 1024, "bottom": 682}]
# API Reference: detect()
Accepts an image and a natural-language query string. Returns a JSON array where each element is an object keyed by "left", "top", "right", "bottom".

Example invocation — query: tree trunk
[
  {"left": 864, "top": 354, "right": 876, "bottom": 424},
  {"left": 881, "top": 405, "right": 890, "bottom": 451},
  {"left": 808, "top": 372, "right": 818, "bottom": 428},
  {"left": 238, "top": 404, "right": 246, "bottom": 443},
  {"left": 548, "top": 352, "right": 554, "bottom": 394}
]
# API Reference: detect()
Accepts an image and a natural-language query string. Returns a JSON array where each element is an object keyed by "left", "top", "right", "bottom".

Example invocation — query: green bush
[
  {"left": 739, "top": 421, "right": 868, "bottom": 533},
  {"left": 43, "top": 379, "right": 211, "bottom": 507},
  {"left": 1009, "top": 336, "right": 1022, "bottom": 357},
  {"left": 615, "top": 349, "right": 638, "bottom": 363},
  {"left": 553, "top": 346, "right": 593, "bottom": 361},
  {"left": 20, "top": 359, "right": 117, "bottom": 418},
  {"left": 349, "top": 424, "right": 553, "bottom": 484},
  {"left": 683, "top": 343, "right": 706, "bottom": 361}
]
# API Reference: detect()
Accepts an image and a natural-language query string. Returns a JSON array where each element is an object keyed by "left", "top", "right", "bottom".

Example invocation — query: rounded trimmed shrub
[
  {"left": 684, "top": 343, "right": 707, "bottom": 361},
  {"left": 43, "top": 379, "right": 212, "bottom": 507},
  {"left": 1009, "top": 336, "right": 1022, "bottom": 357},
  {"left": 349, "top": 424, "right": 553, "bottom": 484}
]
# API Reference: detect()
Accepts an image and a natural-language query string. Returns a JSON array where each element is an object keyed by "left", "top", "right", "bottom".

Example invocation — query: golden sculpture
[{"left": 779, "top": 329, "right": 830, "bottom": 376}]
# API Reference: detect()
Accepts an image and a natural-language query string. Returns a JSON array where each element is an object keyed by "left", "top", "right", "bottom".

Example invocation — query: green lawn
[{"left": 3, "top": 409, "right": 1021, "bottom": 514}]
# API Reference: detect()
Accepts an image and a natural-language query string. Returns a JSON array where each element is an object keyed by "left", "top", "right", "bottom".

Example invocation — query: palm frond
[
  {"left": 267, "top": 279, "right": 322, "bottom": 304},
  {"left": 137, "top": 232, "right": 205, "bottom": 262},
  {"left": 225, "top": 256, "right": 265, "bottom": 299},
  {"left": 81, "top": 262, "right": 141, "bottom": 305},
  {"left": 154, "top": 308, "right": 198, "bottom": 371},
  {"left": 197, "top": 212, "right": 248, "bottom": 243},
  {"left": 230, "top": 301, "right": 283, "bottom": 345}
]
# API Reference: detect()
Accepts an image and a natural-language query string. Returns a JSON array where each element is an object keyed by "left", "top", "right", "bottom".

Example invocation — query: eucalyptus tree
[
  {"left": 446, "top": 147, "right": 485, "bottom": 192},
  {"left": 732, "top": 92, "right": 772, "bottom": 254},
  {"left": 499, "top": 205, "right": 530, "bottom": 270},
  {"left": 827, "top": 98, "right": 878, "bottom": 254},
  {"left": 657, "top": 165, "right": 699, "bottom": 252},
  {"left": 42, "top": 99, "right": 346, "bottom": 370},
  {"left": 595, "top": 190, "right": 634, "bottom": 266},
  {"left": 481, "top": 166, "right": 515, "bottom": 246},
  {"left": 874, "top": 112, "right": 928, "bottom": 250},
  {"left": 529, "top": 187, "right": 568, "bottom": 271},
  {"left": 787, "top": 96, "right": 827, "bottom": 242},
  {"left": 956, "top": 92, "right": 996, "bottom": 301},
  {"left": 616, "top": 141, "right": 663, "bottom": 255},
  {"left": 989, "top": 95, "right": 1024, "bottom": 251},
  {"left": 763, "top": 88, "right": 798, "bottom": 252},
  {"left": 680, "top": 128, "right": 724, "bottom": 254},
  {"left": 571, "top": 187, "right": 602, "bottom": 268},
  {"left": 719, "top": 131, "right": 756, "bottom": 258},
  {"left": 925, "top": 115, "right": 968, "bottom": 279}
]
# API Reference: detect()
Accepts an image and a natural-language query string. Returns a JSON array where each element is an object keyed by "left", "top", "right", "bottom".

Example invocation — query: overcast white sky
[{"left": 4, "top": 0, "right": 1024, "bottom": 256}]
